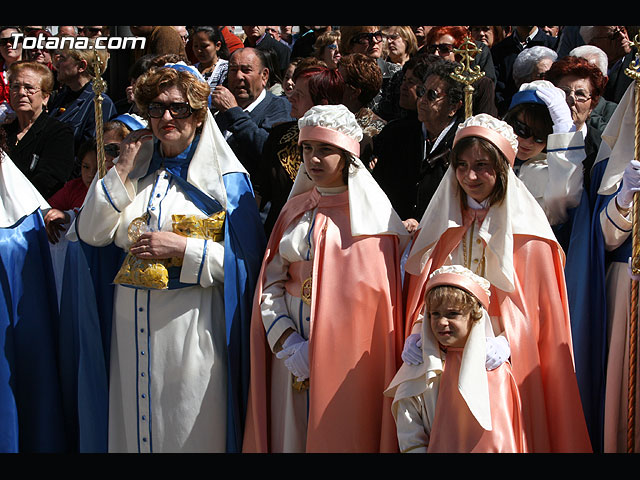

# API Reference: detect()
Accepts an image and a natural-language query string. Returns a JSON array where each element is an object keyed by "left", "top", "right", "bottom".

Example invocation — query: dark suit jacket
[
  {"left": 3, "top": 112, "right": 76, "bottom": 199},
  {"left": 215, "top": 90, "right": 293, "bottom": 195},
  {"left": 247, "top": 34, "right": 291, "bottom": 78},
  {"left": 372, "top": 113, "right": 460, "bottom": 221},
  {"left": 49, "top": 81, "right": 117, "bottom": 156},
  {"left": 604, "top": 48, "right": 636, "bottom": 104}
]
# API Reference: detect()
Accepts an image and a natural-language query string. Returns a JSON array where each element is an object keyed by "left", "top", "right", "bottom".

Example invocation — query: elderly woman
[
  {"left": 382, "top": 26, "right": 418, "bottom": 67},
  {"left": 401, "top": 113, "right": 592, "bottom": 452},
  {"left": 2, "top": 61, "right": 75, "bottom": 199},
  {"left": 75, "top": 62, "right": 265, "bottom": 453},
  {"left": 511, "top": 46, "right": 557, "bottom": 90}
]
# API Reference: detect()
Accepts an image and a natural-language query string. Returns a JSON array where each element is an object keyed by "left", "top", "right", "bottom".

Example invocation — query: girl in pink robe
[
  {"left": 402, "top": 114, "right": 592, "bottom": 452},
  {"left": 385, "top": 265, "right": 527, "bottom": 452},
  {"left": 242, "top": 105, "right": 410, "bottom": 452}
]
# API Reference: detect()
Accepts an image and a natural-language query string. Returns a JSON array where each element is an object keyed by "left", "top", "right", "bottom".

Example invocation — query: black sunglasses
[
  {"left": 0, "top": 37, "right": 19, "bottom": 47},
  {"left": 351, "top": 31, "right": 383, "bottom": 45},
  {"left": 104, "top": 143, "right": 120, "bottom": 157},
  {"left": 426, "top": 43, "right": 455, "bottom": 55},
  {"left": 511, "top": 118, "right": 546, "bottom": 144},
  {"left": 148, "top": 102, "right": 193, "bottom": 119},
  {"left": 416, "top": 86, "right": 442, "bottom": 101}
]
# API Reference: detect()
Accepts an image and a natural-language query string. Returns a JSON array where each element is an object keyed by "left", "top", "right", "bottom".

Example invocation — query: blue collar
[{"left": 146, "top": 134, "right": 200, "bottom": 180}]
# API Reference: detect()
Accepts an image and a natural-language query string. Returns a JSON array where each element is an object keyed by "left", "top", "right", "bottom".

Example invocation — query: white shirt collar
[{"left": 244, "top": 88, "right": 266, "bottom": 113}]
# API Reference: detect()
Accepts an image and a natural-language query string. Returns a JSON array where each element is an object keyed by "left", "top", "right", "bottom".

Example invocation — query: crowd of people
[{"left": 1, "top": 24, "right": 639, "bottom": 454}]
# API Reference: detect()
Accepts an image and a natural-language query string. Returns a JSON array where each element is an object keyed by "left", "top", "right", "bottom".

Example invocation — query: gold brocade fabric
[
  {"left": 277, "top": 124, "right": 302, "bottom": 182},
  {"left": 113, "top": 211, "right": 226, "bottom": 289}
]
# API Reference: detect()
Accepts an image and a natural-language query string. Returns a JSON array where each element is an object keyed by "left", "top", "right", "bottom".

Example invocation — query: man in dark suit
[
  {"left": 581, "top": 25, "right": 635, "bottom": 104},
  {"left": 491, "top": 26, "right": 558, "bottom": 116},
  {"left": 210, "top": 47, "right": 293, "bottom": 200},
  {"left": 372, "top": 58, "right": 464, "bottom": 231}
]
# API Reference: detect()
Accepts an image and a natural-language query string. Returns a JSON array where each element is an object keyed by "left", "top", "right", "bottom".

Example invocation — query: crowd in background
[{"left": 1, "top": 24, "right": 640, "bottom": 454}]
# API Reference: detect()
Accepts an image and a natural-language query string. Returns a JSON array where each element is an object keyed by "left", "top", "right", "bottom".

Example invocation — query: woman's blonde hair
[{"left": 8, "top": 60, "right": 55, "bottom": 95}]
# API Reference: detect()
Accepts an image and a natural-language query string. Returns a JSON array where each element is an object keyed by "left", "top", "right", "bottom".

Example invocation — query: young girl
[
  {"left": 243, "top": 104, "right": 409, "bottom": 452},
  {"left": 385, "top": 265, "right": 526, "bottom": 452},
  {"left": 191, "top": 26, "right": 229, "bottom": 91},
  {"left": 401, "top": 113, "right": 592, "bottom": 452}
]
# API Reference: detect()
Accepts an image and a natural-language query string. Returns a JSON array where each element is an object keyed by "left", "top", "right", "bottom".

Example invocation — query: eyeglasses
[
  {"left": 426, "top": 43, "right": 455, "bottom": 55},
  {"left": 9, "top": 83, "right": 41, "bottom": 95},
  {"left": 0, "top": 37, "right": 20, "bottom": 47},
  {"left": 416, "top": 86, "right": 443, "bottom": 102},
  {"left": 147, "top": 102, "right": 193, "bottom": 119},
  {"left": 350, "top": 31, "right": 383, "bottom": 46},
  {"left": 385, "top": 33, "right": 401, "bottom": 41},
  {"left": 591, "top": 26, "right": 626, "bottom": 43},
  {"left": 104, "top": 143, "right": 120, "bottom": 158},
  {"left": 326, "top": 43, "right": 338, "bottom": 50},
  {"left": 558, "top": 86, "right": 592, "bottom": 103},
  {"left": 511, "top": 118, "right": 546, "bottom": 144}
]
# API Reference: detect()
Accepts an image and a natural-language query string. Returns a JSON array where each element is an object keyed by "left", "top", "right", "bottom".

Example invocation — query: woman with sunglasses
[
  {"left": 503, "top": 79, "right": 585, "bottom": 229},
  {"left": 401, "top": 113, "right": 592, "bottom": 452},
  {"left": 75, "top": 62, "right": 265, "bottom": 452}
]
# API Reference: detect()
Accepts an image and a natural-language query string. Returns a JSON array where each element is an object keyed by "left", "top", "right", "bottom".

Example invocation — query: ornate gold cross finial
[
  {"left": 449, "top": 37, "right": 486, "bottom": 119},
  {"left": 92, "top": 50, "right": 108, "bottom": 179}
]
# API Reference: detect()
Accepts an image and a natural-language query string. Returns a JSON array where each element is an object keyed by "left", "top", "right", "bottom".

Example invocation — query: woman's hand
[
  {"left": 43, "top": 208, "right": 71, "bottom": 244},
  {"left": 129, "top": 231, "right": 187, "bottom": 260},
  {"left": 115, "top": 128, "right": 154, "bottom": 183}
]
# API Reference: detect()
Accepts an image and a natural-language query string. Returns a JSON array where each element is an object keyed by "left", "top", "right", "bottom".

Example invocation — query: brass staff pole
[
  {"left": 625, "top": 34, "right": 640, "bottom": 454},
  {"left": 92, "top": 51, "right": 108, "bottom": 179},
  {"left": 450, "top": 37, "right": 485, "bottom": 119}
]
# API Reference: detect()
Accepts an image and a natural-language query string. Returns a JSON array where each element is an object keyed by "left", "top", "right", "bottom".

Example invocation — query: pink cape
[
  {"left": 404, "top": 217, "right": 593, "bottom": 453},
  {"left": 242, "top": 188, "right": 404, "bottom": 452},
  {"left": 428, "top": 348, "right": 527, "bottom": 453}
]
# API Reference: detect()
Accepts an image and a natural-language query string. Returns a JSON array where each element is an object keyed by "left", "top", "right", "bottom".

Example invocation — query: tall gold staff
[
  {"left": 625, "top": 34, "right": 640, "bottom": 454},
  {"left": 450, "top": 37, "right": 486, "bottom": 119},
  {"left": 91, "top": 50, "right": 108, "bottom": 179}
]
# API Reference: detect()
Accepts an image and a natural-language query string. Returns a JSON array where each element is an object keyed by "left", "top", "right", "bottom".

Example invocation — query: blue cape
[
  {"left": 59, "top": 166, "right": 266, "bottom": 452},
  {"left": 0, "top": 211, "right": 69, "bottom": 452},
  {"left": 564, "top": 158, "right": 620, "bottom": 453}
]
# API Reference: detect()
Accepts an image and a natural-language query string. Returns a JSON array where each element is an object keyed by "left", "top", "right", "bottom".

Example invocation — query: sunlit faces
[
  {"left": 227, "top": 49, "right": 269, "bottom": 109},
  {"left": 288, "top": 75, "right": 315, "bottom": 119},
  {"left": 8, "top": 68, "right": 49, "bottom": 114},
  {"left": 302, "top": 140, "right": 347, "bottom": 188},
  {"left": 148, "top": 85, "right": 201, "bottom": 157},
  {"left": 429, "top": 304, "right": 473, "bottom": 349},
  {"left": 555, "top": 75, "right": 595, "bottom": 131},
  {"left": 455, "top": 142, "right": 498, "bottom": 203}
]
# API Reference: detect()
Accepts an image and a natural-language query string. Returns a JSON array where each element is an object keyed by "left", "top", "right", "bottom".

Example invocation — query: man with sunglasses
[{"left": 580, "top": 26, "right": 635, "bottom": 104}]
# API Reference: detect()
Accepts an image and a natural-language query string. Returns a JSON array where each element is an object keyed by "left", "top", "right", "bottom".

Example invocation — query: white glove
[
  {"left": 617, "top": 160, "right": 640, "bottom": 209},
  {"left": 402, "top": 333, "right": 423, "bottom": 365},
  {"left": 485, "top": 335, "right": 510, "bottom": 370},
  {"left": 535, "top": 86, "right": 575, "bottom": 134},
  {"left": 276, "top": 332, "right": 309, "bottom": 381}
]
